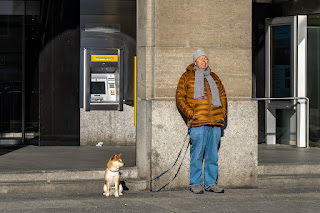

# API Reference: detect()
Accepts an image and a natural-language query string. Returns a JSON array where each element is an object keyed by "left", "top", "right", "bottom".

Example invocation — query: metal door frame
[{"left": 265, "top": 15, "right": 308, "bottom": 147}]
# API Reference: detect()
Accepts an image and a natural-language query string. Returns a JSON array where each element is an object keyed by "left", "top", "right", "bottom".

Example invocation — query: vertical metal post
[
  {"left": 134, "top": 56, "right": 137, "bottom": 126},
  {"left": 119, "top": 49, "right": 124, "bottom": 111},
  {"left": 265, "top": 18, "right": 275, "bottom": 145},
  {"left": 22, "top": 8, "right": 26, "bottom": 144},
  {"left": 296, "top": 15, "right": 308, "bottom": 147},
  {"left": 83, "top": 48, "right": 90, "bottom": 111}
]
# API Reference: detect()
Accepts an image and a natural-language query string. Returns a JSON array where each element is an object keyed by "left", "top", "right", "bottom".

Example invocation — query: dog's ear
[
  {"left": 118, "top": 153, "right": 121, "bottom": 157},
  {"left": 110, "top": 154, "right": 116, "bottom": 160}
]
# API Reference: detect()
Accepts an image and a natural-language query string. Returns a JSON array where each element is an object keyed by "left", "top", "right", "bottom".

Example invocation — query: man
[{"left": 176, "top": 48, "right": 227, "bottom": 194}]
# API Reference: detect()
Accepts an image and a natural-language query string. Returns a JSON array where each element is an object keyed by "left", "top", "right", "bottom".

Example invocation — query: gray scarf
[{"left": 194, "top": 67, "right": 222, "bottom": 107}]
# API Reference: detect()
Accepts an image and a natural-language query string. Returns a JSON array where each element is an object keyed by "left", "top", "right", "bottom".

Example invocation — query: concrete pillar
[{"left": 137, "top": 0, "right": 257, "bottom": 189}]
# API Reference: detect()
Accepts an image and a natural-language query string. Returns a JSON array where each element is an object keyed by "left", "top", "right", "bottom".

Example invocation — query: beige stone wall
[
  {"left": 150, "top": 100, "right": 258, "bottom": 190},
  {"left": 137, "top": 0, "right": 257, "bottom": 189},
  {"left": 219, "top": 100, "right": 258, "bottom": 187},
  {"left": 80, "top": 105, "right": 136, "bottom": 146}
]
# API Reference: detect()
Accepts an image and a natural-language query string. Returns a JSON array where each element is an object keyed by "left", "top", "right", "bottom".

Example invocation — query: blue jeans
[{"left": 189, "top": 125, "right": 221, "bottom": 188}]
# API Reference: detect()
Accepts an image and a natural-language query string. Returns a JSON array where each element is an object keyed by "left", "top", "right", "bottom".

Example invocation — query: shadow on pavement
[{"left": 0, "top": 145, "right": 25, "bottom": 156}]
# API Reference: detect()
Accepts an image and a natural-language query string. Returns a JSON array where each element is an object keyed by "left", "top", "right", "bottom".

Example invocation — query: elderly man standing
[{"left": 176, "top": 48, "right": 227, "bottom": 194}]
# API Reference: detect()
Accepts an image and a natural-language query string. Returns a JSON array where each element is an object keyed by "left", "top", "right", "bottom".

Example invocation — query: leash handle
[
  {"left": 188, "top": 121, "right": 193, "bottom": 135},
  {"left": 188, "top": 106, "right": 195, "bottom": 135}
]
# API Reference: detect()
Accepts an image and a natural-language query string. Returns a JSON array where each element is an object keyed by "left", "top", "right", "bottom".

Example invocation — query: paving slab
[
  {"left": 1, "top": 188, "right": 320, "bottom": 213},
  {"left": 258, "top": 144, "right": 320, "bottom": 165},
  {"left": 0, "top": 145, "right": 136, "bottom": 172}
]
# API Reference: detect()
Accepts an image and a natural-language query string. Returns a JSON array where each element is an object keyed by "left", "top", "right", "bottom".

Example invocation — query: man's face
[{"left": 195, "top": 55, "right": 209, "bottom": 70}]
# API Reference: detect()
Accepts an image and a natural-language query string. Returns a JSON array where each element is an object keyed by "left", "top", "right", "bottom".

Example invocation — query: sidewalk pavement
[
  {"left": 2, "top": 144, "right": 320, "bottom": 173},
  {"left": 2, "top": 144, "right": 320, "bottom": 198},
  {"left": 3, "top": 144, "right": 320, "bottom": 173},
  {"left": 0, "top": 145, "right": 142, "bottom": 195},
  {"left": 0, "top": 187, "right": 320, "bottom": 212},
  {"left": 0, "top": 145, "right": 136, "bottom": 172}
]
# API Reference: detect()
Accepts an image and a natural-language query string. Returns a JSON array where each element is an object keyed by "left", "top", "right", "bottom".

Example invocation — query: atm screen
[{"left": 91, "top": 82, "right": 105, "bottom": 94}]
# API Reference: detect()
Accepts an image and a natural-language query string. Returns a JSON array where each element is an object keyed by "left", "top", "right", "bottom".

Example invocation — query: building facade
[{"left": 1, "top": 0, "right": 320, "bottom": 189}]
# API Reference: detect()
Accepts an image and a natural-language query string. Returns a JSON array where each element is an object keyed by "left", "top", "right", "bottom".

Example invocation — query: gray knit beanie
[{"left": 193, "top": 48, "right": 208, "bottom": 63}]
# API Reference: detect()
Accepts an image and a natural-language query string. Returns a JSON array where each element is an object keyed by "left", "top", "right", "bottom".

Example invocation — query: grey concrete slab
[
  {"left": 0, "top": 188, "right": 320, "bottom": 213},
  {"left": 0, "top": 177, "right": 148, "bottom": 195},
  {"left": 259, "top": 164, "right": 320, "bottom": 175},
  {"left": 258, "top": 144, "right": 320, "bottom": 165},
  {"left": 0, "top": 145, "right": 136, "bottom": 173}
]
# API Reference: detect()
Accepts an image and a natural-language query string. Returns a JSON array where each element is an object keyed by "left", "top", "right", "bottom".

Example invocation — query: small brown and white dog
[{"left": 103, "top": 154, "right": 124, "bottom": 197}]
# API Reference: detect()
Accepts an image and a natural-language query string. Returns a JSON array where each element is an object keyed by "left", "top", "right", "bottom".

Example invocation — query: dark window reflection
[
  {"left": 0, "top": 0, "right": 80, "bottom": 145},
  {"left": 307, "top": 22, "right": 320, "bottom": 146},
  {"left": 0, "top": 16, "right": 23, "bottom": 139},
  {"left": 271, "top": 25, "right": 291, "bottom": 98}
]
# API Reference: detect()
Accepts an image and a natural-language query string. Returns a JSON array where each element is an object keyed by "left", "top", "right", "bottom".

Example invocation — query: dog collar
[{"left": 108, "top": 168, "right": 120, "bottom": 173}]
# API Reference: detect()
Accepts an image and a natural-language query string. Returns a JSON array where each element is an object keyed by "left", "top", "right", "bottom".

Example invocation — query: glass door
[
  {"left": 265, "top": 16, "right": 308, "bottom": 147},
  {"left": 0, "top": 16, "right": 24, "bottom": 145}
]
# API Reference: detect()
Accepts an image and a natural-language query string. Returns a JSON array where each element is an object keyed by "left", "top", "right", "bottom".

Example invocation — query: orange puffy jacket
[{"left": 176, "top": 63, "right": 227, "bottom": 127}]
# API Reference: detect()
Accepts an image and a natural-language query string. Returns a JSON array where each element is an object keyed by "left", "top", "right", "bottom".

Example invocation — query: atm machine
[
  {"left": 79, "top": 26, "right": 136, "bottom": 146},
  {"left": 80, "top": 25, "right": 136, "bottom": 112},
  {"left": 82, "top": 48, "right": 123, "bottom": 111}
]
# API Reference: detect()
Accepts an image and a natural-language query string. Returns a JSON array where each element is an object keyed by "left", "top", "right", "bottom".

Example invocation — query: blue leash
[
  {"left": 122, "top": 122, "right": 193, "bottom": 190},
  {"left": 155, "top": 131, "right": 191, "bottom": 192}
]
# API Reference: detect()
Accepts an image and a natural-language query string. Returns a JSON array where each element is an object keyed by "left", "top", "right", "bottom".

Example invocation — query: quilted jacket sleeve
[{"left": 176, "top": 72, "right": 194, "bottom": 119}]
